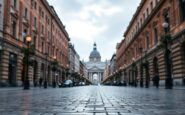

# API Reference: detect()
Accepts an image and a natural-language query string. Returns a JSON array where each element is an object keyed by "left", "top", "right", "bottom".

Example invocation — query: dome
[
  {"left": 90, "top": 50, "right": 101, "bottom": 58},
  {"left": 89, "top": 42, "right": 101, "bottom": 61}
]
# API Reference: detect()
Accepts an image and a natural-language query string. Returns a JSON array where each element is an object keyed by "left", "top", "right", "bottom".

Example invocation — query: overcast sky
[{"left": 47, "top": 0, "right": 140, "bottom": 61}]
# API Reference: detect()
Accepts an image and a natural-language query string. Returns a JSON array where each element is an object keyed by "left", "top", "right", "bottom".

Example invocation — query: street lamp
[
  {"left": 66, "top": 64, "right": 70, "bottom": 80},
  {"left": 24, "top": 35, "right": 32, "bottom": 90},
  {"left": 162, "top": 21, "right": 173, "bottom": 89},
  {"left": 162, "top": 22, "right": 169, "bottom": 33}
]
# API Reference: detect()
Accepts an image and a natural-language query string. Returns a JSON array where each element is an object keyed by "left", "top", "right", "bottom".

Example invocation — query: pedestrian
[
  {"left": 154, "top": 74, "right": 160, "bottom": 88},
  {"left": 152, "top": 76, "right": 155, "bottom": 86},
  {"left": 39, "top": 77, "right": 43, "bottom": 88},
  {"left": 183, "top": 78, "right": 185, "bottom": 86}
]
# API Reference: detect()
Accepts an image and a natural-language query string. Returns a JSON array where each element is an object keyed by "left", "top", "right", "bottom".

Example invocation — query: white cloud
[
  {"left": 66, "top": 20, "right": 107, "bottom": 42},
  {"left": 47, "top": 0, "right": 140, "bottom": 61},
  {"left": 84, "top": 4, "right": 122, "bottom": 17}
]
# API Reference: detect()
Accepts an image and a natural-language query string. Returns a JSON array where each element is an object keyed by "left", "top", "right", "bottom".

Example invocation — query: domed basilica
[{"left": 85, "top": 43, "right": 105, "bottom": 85}]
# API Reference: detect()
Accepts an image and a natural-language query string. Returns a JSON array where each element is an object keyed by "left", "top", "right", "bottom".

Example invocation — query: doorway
[
  {"left": 8, "top": 53, "right": 17, "bottom": 86},
  {"left": 33, "top": 61, "right": 38, "bottom": 87},
  {"left": 93, "top": 73, "right": 98, "bottom": 85}
]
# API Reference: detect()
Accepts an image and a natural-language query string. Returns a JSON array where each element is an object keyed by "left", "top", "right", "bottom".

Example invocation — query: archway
[
  {"left": 181, "top": 42, "right": 185, "bottom": 85},
  {"left": 8, "top": 53, "right": 17, "bottom": 86},
  {"left": 47, "top": 65, "right": 51, "bottom": 85},
  {"left": 93, "top": 73, "right": 98, "bottom": 85},
  {"left": 134, "top": 66, "right": 138, "bottom": 86},
  {"left": 144, "top": 61, "right": 150, "bottom": 88},
  {"left": 21, "top": 57, "right": 26, "bottom": 86},
  {"left": 41, "top": 63, "right": 45, "bottom": 80},
  {"left": 33, "top": 61, "right": 38, "bottom": 87},
  {"left": 153, "top": 57, "right": 159, "bottom": 86}
]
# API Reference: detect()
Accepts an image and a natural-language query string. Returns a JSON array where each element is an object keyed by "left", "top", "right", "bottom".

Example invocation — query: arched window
[
  {"left": 153, "top": 27, "right": 158, "bottom": 45},
  {"left": 146, "top": 34, "right": 150, "bottom": 49}
]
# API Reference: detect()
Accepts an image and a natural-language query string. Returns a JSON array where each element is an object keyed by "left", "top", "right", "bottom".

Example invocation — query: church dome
[
  {"left": 89, "top": 43, "right": 101, "bottom": 61},
  {"left": 90, "top": 50, "right": 101, "bottom": 58}
]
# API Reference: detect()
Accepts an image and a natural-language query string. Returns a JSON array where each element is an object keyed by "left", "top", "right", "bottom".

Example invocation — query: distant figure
[
  {"left": 154, "top": 74, "right": 160, "bottom": 88},
  {"left": 39, "top": 77, "right": 43, "bottom": 88}
]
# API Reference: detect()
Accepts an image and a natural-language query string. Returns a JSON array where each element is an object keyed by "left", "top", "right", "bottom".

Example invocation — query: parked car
[
  {"left": 63, "top": 80, "right": 73, "bottom": 87},
  {"left": 79, "top": 82, "right": 85, "bottom": 86}
]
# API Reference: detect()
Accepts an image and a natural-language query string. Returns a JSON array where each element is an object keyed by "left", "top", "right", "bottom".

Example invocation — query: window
[
  {"left": 39, "top": 6, "right": 41, "bottom": 15},
  {"left": 179, "top": 0, "right": 185, "bottom": 21},
  {"left": 41, "top": 25, "right": 44, "bottom": 34},
  {"left": 34, "top": 1, "right": 37, "bottom": 10},
  {"left": 12, "top": 20, "right": 16, "bottom": 37},
  {"left": 31, "top": 0, "right": 34, "bottom": 7},
  {"left": 140, "top": 18, "right": 142, "bottom": 26},
  {"left": 24, "top": 8, "right": 28, "bottom": 19},
  {"left": 146, "top": 34, "right": 150, "bottom": 49},
  {"left": 143, "top": 13, "right": 146, "bottom": 20},
  {"left": 42, "top": 11, "right": 44, "bottom": 18},
  {"left": 34, "top": 17, "right": 37, "bottom": 28},
  {"left": 23, "top": 29, "right": 27, "bottom": 43},
  {"left": 33, "top": 36, "right": 36, "bottom": 48},
  {"left": 146, "top": 8, "right": 149, "bottom": 16},
  {"left": 12, "top": 0, "right": 17, "bottom": 8},
  {"left": 42, "top": 42, "right": 44, "bottom": 53},
  {"left": 155, "top": 0, "right": 158, "bottom": 5},
  {"left": 48, "top": 19, "right": 50, "bottom": 25},
  {"left": 153, "top": 27, "right": 158, "bottom": 45},
  {"left": 48, "top": 31, "right": 50, "bottom": 39},
  {"left": 150, "top": 2, "right": 153, "bottom": 11}
]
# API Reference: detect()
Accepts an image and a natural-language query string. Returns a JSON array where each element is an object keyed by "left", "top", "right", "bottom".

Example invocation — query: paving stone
[{"left": 0, "top": 86, "right": 185, "bottom": 114}]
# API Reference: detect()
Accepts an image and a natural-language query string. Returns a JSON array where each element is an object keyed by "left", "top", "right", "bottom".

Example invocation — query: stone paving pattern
[{"left": 0, "top": 86, "right": 185, "bottom": 115}]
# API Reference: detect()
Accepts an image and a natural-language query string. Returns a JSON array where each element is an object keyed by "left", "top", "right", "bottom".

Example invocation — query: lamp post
[
  {"left": 66, "top": 64, "right": 69, "bottom": 80},
  {"left": 24, "top": 35, "right": 32, "bottom": 90},
  {"left": 162, "top": 21, "right": 173, "bottom": 89},
  {"left": 44, "top": 53, "right": 48, "bottom": 88}
]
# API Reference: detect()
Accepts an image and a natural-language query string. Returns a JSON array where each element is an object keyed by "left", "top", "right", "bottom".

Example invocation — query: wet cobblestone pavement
[{"left": 0, "top": 86, "right": 185, "bottom": 115}]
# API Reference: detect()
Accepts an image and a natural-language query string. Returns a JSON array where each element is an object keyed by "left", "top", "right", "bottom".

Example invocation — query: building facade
[
  {"left": 85, "top": 43, "right": 105, "bottom": 85},
  {"left": 68, "top": 43, "right": 75, "bottom": 80},
  {"left": 102, "top": 54, "right": 118, "bottom": 85},
  {"left": 0, "top": 0, "right": 70, "bottom": 87},
  {"left": 103, "top": 60, "right": 110, "bottom": 82},
  {"left": 113, "top": 0, "right": 185, "bottom": 88}
]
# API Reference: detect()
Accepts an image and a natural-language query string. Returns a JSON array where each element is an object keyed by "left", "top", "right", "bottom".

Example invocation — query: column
[
  {"left": 90, "top": 73, "right": 93, "bottom": 82},
  {"left": 99, "top": 72, "right": 101, "bottom": 83}
]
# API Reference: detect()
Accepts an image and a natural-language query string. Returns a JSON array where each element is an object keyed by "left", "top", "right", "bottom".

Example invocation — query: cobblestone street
[{"left": 0, "top": 86, "right": 185, "bottom": 115}]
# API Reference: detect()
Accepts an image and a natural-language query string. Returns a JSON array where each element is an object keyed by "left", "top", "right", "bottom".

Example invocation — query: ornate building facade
[
  {"left": 103, "top": 0, "right": 185, "bottom": 88},
  {"left": 0, "top": 0, "right": 70, "bottom": 87},
  {"left": 85, "top": 43, "right": 105, "bottom": 85}
]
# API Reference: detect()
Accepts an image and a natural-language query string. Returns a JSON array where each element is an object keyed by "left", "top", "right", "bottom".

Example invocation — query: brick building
[
  {"left": 0, "top": 0, "right": 70, "bottom": 87},
  {"left": 104, "top": 0, "right": 185, "bottom": 88}
]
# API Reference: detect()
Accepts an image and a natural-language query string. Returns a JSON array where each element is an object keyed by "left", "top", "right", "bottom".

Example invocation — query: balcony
[
  {"left": 22, "top": 17, "right": 29, "bottom": 27},
  {"left": 32, "top": 26, "right": 38, "bottom": 33},
  {"left": 10, "top": 6, "right": 18, "bottom": 18}
]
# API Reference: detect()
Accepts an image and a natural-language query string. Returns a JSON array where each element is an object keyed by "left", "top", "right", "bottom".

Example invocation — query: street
[{"left": 0, "top": 86, "right": 185, "bottom": 115}]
